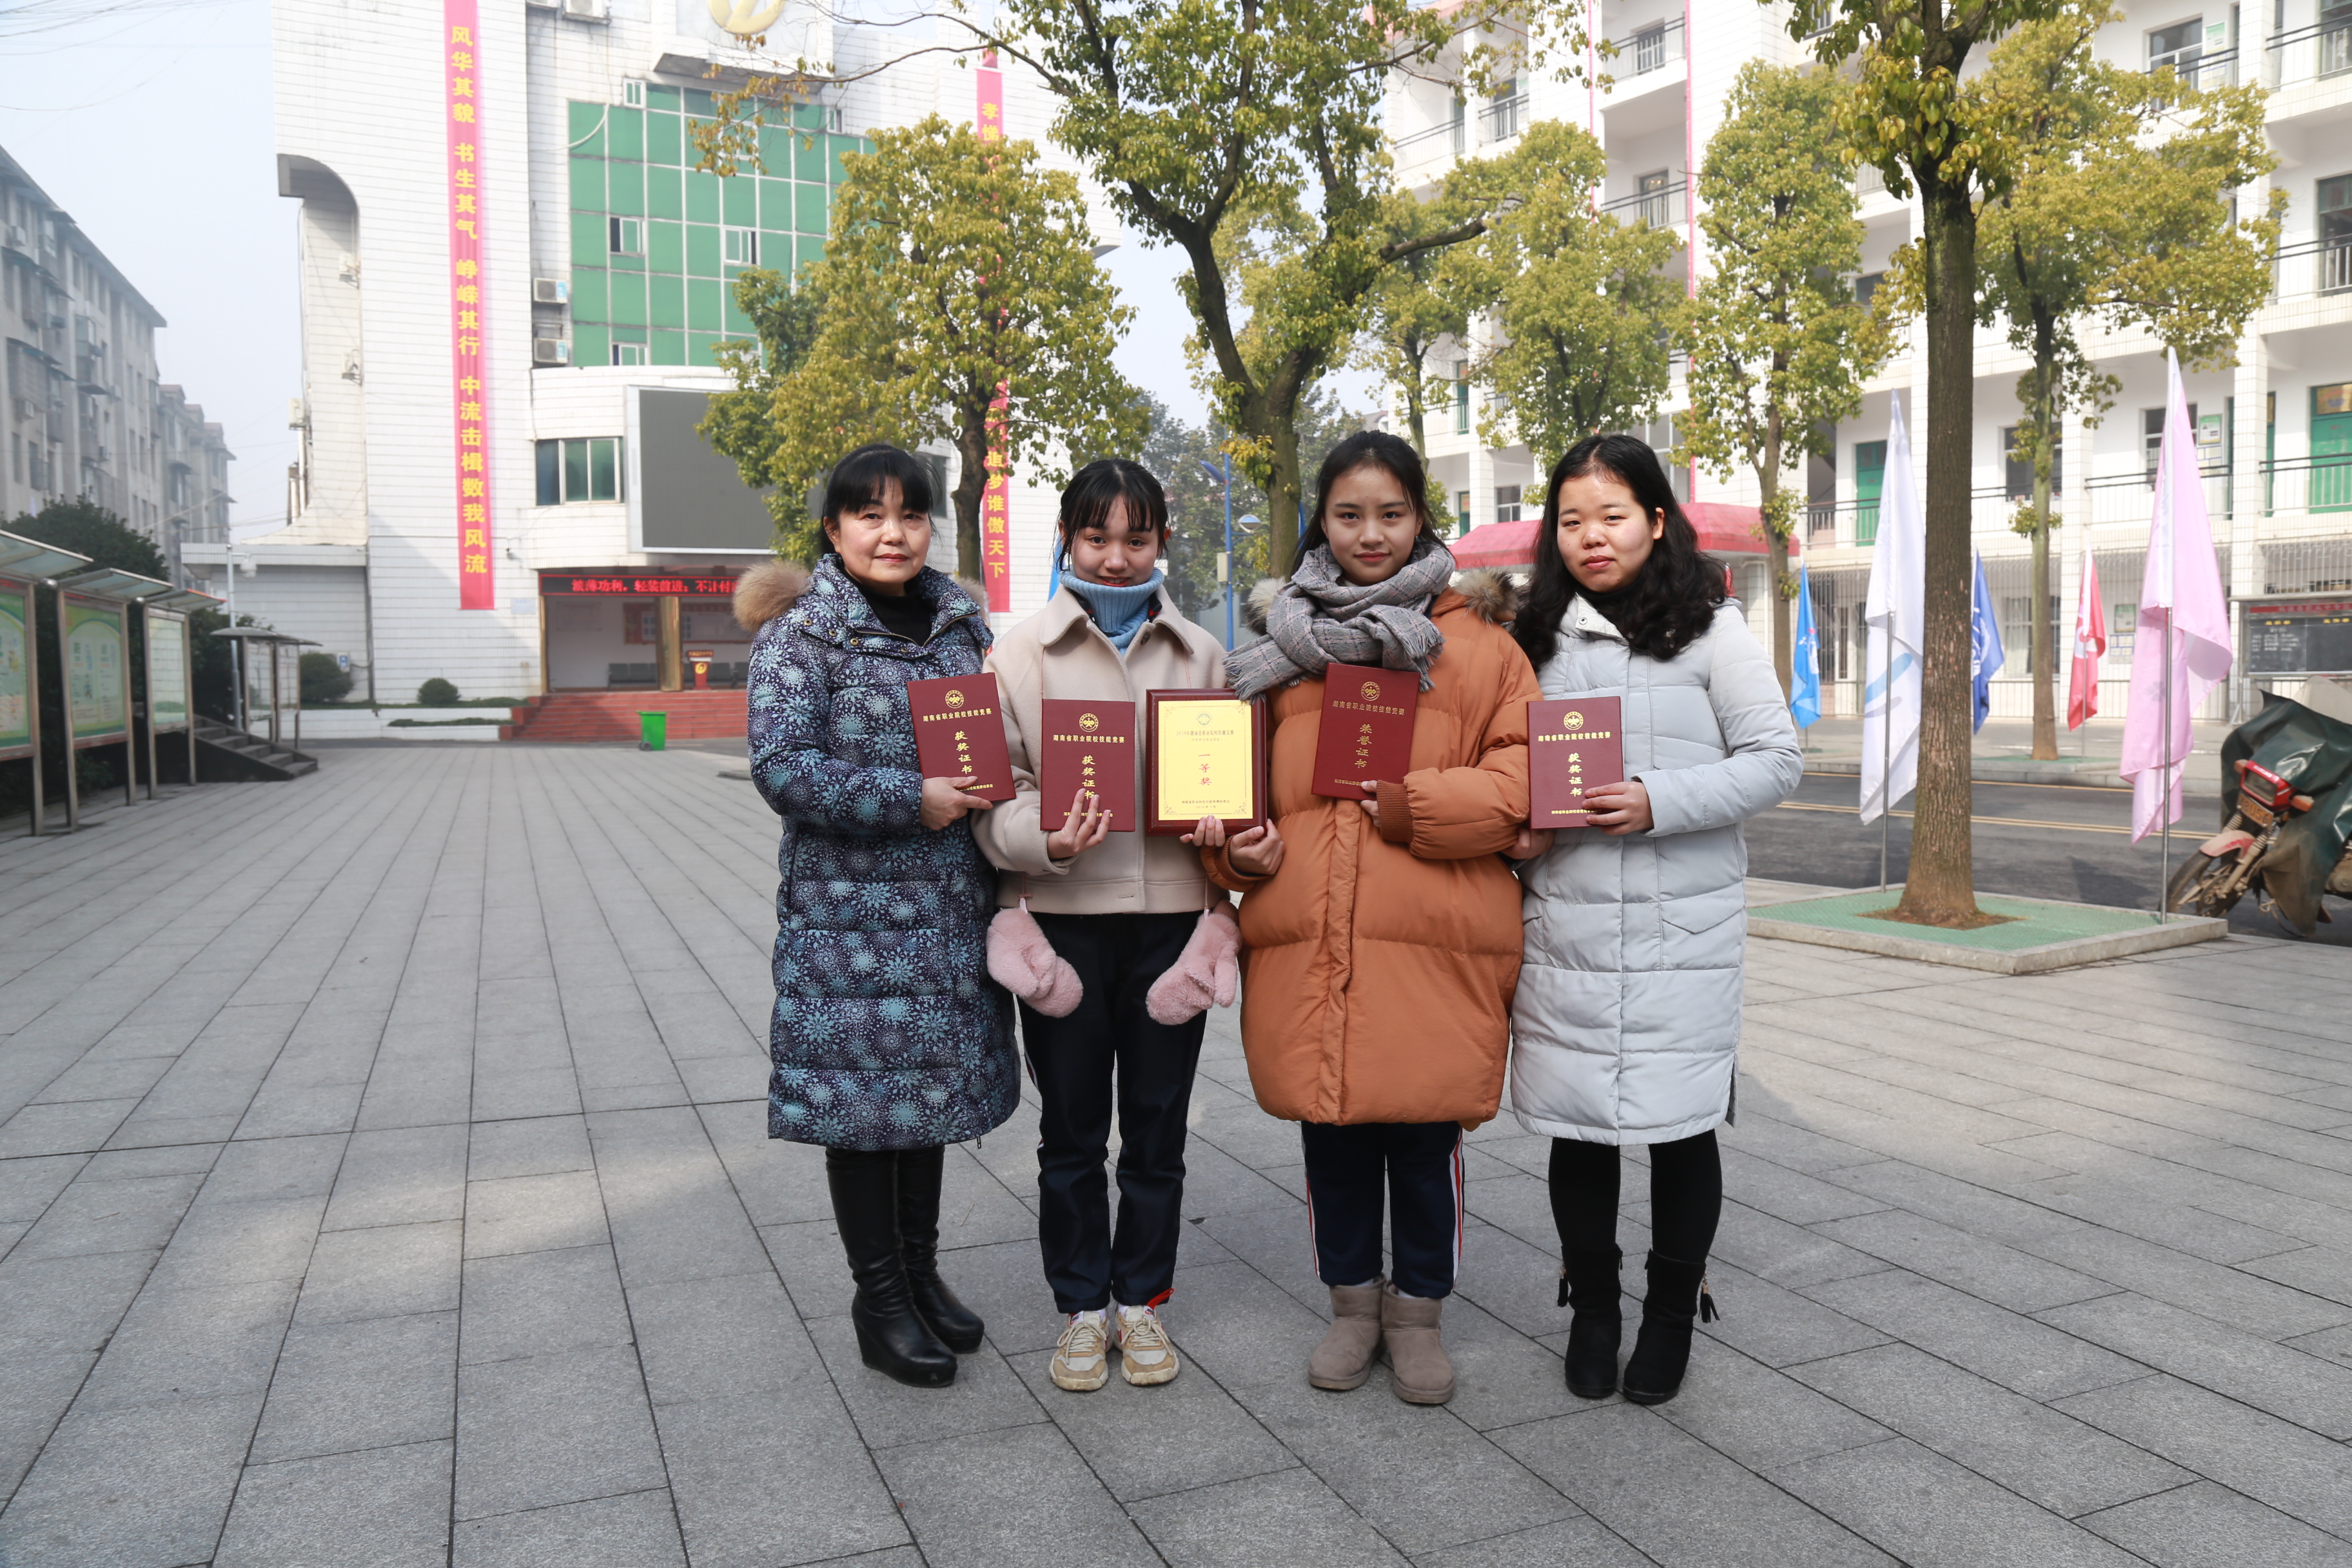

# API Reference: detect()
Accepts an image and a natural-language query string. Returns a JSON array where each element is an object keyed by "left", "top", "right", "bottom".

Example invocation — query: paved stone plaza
[{"left": 4, "top": 745, "right": 2352, "bottom": 1567}]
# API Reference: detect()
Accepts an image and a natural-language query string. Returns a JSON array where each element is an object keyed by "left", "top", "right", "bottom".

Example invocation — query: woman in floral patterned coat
[{"left": 738, "top": 442, "right": 1017, "bottom": 1389}]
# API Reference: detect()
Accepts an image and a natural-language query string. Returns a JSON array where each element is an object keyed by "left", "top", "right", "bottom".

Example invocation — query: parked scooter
[{"left": 2166, "top": 676, "right": 2352, "bottom": 932}]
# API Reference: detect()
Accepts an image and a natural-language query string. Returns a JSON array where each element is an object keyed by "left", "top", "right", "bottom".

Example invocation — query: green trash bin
[{"left": 637, "top": 710, "right": 668, "bottom": 751}]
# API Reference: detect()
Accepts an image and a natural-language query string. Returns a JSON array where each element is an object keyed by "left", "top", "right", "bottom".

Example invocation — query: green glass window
[
  {"left": 563, "top": 438, "right": 588, "bottom": 500},
  {"left": 689, "top": 279, "right": 721, "bottom": 331},
  {"left": 571, "top": 268, "right": 609, "bottom": 323},
  {"left": 651, "top": 329, "right": 687, "bottom": 366},
  {"left": 793, "top": 136, "right": 825, "bottom": 182},
  {"left": 590, "top": 437, "right": 620, "bottom": 500},
  {"left": 609, "top": 107, "right": 644, "bottom": 161},
  {"left": 567, "top": 101, "right": 605, "bottom": 153},
  {"left": 647, "top": 167, "right": 681, "bottom": 220},
  {"left": 536, "top": 439, "right": 560, "bottom": 505},
  {"left": 608, "top": 161, "right": 645, "bottom": 217},
  {"left": 649, "top": 220, "right": 684, "bottom": 274},
  {"left": 648, "top": 112, "right": 681, "bottom": 166},
  {"left": 647, "top": 83, "right": 681, "bottom": 110},
  {"left": 570, "top": 213, "right": 607, "bottom": 269},
  {"left": 689, "top": 331, "right": 721, "bottom": 367},
  {"left": 687, "top": 224, "right": 721, "bottom": 277},
  {"left": 721, "top": 175, "right": 755, "bottom": 226},
  {"left": 569, "top": 157, "right": 603, "bottom": 210},
  {"left": 611, "top": 270, "right": 647, "bottom": 326},
  {"left": 574, "top": 325, "right": 611, "bottom": 366},
  {"left": 650, "top": 274, "right": 685, "bottom": 329},
  {"left": 794, "top": 182, "right": 827, "bottom": 235},
  {"left": 538, "top": 437, "right": 627, "bottom": 502},
  {"left": 685, "top": 170, "right": 721, "bottom": 223},
  {"left": 1854, "top": 439, "right": 1887, "bottom": 547}
]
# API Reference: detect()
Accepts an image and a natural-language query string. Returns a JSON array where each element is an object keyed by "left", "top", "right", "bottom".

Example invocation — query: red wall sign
[
  {"left": 541, "top": 574, "right": 739, "bottom": 596},
  {"left": 446, "top": 0, "right": 495, "bottom": 610}
]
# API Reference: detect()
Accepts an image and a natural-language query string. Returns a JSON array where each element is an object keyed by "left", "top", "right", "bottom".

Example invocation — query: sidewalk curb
[
  {"left": 1752, "top": 893, "right": 2230, "bottom": 974},
  {"left": 1803, "top": 758, "right": 2150, "bottom": 789}
]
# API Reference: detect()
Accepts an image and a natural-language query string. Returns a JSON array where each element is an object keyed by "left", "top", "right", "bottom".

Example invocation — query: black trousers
[
  {"left": 1021, "top": 912, "right": 1208, "bottom": 1315},
  {"left": 1299, "top": 1120, "right": 1465, "bottom": 1300},
  {"left": 1548, "top": 1130, "right": 1723, "bottom": 1262}
]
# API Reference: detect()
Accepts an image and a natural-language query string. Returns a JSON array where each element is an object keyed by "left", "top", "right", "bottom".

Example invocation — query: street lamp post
[{"left": 1197, "top": 456, "right": 1235, "bottom": 649}]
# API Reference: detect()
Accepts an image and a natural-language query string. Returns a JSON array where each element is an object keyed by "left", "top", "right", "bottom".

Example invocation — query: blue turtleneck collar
[{"left": 1064, "top": 572, "right": 1163, "bottom": 652}]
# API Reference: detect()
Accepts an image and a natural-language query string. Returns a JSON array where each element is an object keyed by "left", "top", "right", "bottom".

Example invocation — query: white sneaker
[
  {"left": 1051, "top": 1311, "right": 1110, "bottom": 1391},
  {"left": 1115, "top": 1304, "right": 1180, "bottom": 1386}
]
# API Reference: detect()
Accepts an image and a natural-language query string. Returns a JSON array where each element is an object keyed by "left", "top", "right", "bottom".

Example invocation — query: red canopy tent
[{"left": 1449, "top": 502, "right": 1798, "bottom": 570}]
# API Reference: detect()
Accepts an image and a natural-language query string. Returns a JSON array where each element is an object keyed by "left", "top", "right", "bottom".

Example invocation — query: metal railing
[
  {"left": 1478, "top": 92, "right": 1528, "bottom": 144},
  {"left": 2262, "top": 17, "right": 2352, "bottom": 87},
  {"left": 2259, "top": 453, "right": 2352, "bottom": 516},
  {"left": 1600, "top": 180, "right": 1687, "bottom": 230},
  {"left": 1391, "top": 113, "right": 1463, "bottom": 165},
  {"left": 2274, "top": 235, "right": 2352, "bottom": 302},
  {"left": 2150, "top": 44, "right": 2241, "bottom": 91},
  {"left": 1607, "top": 17, "right": 1685, "bottom": 78}
]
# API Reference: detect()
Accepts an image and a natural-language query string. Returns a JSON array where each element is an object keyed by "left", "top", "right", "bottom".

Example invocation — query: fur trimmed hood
[
  {"left": 733, "top": 560, "right": 811, "bottom": 631},
  {"left": 1238, "top": 567, "right": 1520, "bottom": 637}
]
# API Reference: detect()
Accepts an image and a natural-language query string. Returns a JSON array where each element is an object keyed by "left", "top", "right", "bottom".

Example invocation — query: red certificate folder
[
  {"left": 1039, "top": 699, "right": 1137, "bottom": 832},
  {"left": 1312, "top": 663, "right": 1420, "bottom": 800},
  {"left": 906, "top": 673, "right": 1015, "bottom": 800},
  {"left": 1527, "top": 696, "right": 1624, "bottom": 828}
]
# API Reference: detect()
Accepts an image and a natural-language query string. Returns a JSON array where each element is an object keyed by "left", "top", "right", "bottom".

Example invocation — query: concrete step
[{"left": 192, "top": 721, "right": 320, "bottom": 781}]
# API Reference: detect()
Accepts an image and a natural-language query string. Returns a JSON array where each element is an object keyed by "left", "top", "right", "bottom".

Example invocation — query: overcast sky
[{"left": 1, "top": 1, "right": 1359, "bottom": 530}]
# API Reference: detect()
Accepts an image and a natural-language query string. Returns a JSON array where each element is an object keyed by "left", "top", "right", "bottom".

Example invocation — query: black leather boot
[
  {"left": 1621, "top": 1251, "right": 1714, "bottom": 1406},
  {"left": 1558, "top": 1246, "right": 1623, "bottom": 1399},
  {"left": 826, "top": 1148, "right": 956, "bottom": 1387},
  {"left": 896, "top": 1144, "right": 985, "bottom": 1353}
]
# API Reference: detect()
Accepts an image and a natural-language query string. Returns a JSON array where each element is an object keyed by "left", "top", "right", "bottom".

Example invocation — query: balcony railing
[
  {"left": 1391, "top": 115, "right": 1462, "bottom": 165},
  {"left": 2150, "top": 44, "right": 2240, "bottom": 92},
  {"left": 1600, "top": 181, "right": 1687, "bottom": 230},
  {"left": 1478, "top": 92, "right": 1528, "bottom": 144},
  {"left": 2273, "top": 235, "right": 2352, "bottom": 302},
  {"left": 2262, "top": 17, "right": 2352, "bottom": 88},
  {"left": 1606, "top": 17, "right": 1685, "bottom": 79}
]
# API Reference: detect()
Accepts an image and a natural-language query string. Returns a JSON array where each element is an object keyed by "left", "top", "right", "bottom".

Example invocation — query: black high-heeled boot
[
  {"left": 896, "top": 1144, "right": 985, "bottom": 1353},
  {"left": 825, "top": 1148, "right": 956, "bottom": 1387},
  {"left": 1620, "top": 1251, "right": 1715, "bottom": 1406},
  {"left": 1557, "top": 1246, "right": 1623, "bottom": 1399}
]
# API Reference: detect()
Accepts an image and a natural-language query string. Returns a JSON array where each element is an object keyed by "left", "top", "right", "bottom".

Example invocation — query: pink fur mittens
[
  {"left": 1145, "top": 903, "right": 1241, "bottom": 1026},
  {"left": 986, "top": 901, "right": 1083, "bottom": 1017}
]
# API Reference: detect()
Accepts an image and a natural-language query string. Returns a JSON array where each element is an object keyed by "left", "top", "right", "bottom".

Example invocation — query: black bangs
[
  {"left": 1059, "top": 458, "right": 1170, "bottom": 542},
  {"left": 1513, "top": 433, "right": 1726, "bottom": 668},
  {"left": 819, "top": 444, "right": 936, "bottom": 552}
]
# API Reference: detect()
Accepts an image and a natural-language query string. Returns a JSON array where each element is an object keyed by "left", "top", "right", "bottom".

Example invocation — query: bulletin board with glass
[
  {"left": 63, "top": 594, "right": 130, "bottom": 747},
  {"left": 0, "top": 575, "right": 32, "bottom": 762},
  {"left": 146, "top": 609, "right": 191, "bottom": 732}
]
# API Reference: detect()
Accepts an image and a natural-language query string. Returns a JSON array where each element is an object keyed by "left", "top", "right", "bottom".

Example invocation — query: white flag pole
[{"left": 2158, "top": 605, "right": 2172, "bottom": 923}]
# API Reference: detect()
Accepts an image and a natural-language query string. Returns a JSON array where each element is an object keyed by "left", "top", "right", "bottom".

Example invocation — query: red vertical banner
[
  {"left": 975, "top": 54, "right": 1012, "bottom": 614},
  {"left": 446, "top": 0, "right": 494, "bottom": 610}
]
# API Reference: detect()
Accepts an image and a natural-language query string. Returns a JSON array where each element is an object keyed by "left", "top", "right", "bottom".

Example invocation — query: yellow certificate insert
[{"left": 1157, "top": 699, "right": 1256, "bottom": 820}]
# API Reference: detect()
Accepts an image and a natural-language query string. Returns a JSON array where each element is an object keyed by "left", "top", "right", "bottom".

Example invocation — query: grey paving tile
[
  {"left": 1811, "top": 1208, "right": 2117, "bottom": 1313},
  {"left": 1798, "top": 1266, "right": 2148, "bottom": 1400},
  {"left": 463, "top": 1170, "right": 611, "bottom": 1259},
  {"left": 0, "top": 1152, "right": 86, "bottom": 1223},
  {"left": 0, "top": 1096, "right": 156, "bottom": 1156},
  {"left": 468, "top": 1113, "right": 594, "bottom": 1182},
  {"left": 0, "top": 1350, "right": 93, "bottom": 1501},
  {"left": 2055, "top": 1374, "right": 2352, "bottom": 1536},
  {"left": 1681, "top": 1257, "right": 1892, "bottom": 1369},
  {"left": 251, "top": 1309, "right": 457, "bottom": 1462},
  {"left": 1788, "top": 1342, "right": 2190, "bottom": 1516},
  {"left": 2242, "top": 1243, "right": 2352, "bottom": 1311},
  {"left": 322, "top": 1122, "right": 469, "bottom": 1230},
  {"left": 453, "top": 1345, "right": 669, "bottom": 1521},
  {"left": 1494, "top": 1402, "right": 1894, "bottom": 1567},
  {"left": 0, "top": 1248, "right": 159, "bottom": 1358},
  {"left": 807, "top": 1312, "right": 1046, "bottom": 1451},
  {"left": 1010, "top": 1338, "right": 1298, "bottom": 1502},
  {"left": 2078, "top": 1480, "right": 2352, "bottom": 1568},
  {"left": 8, "top": 1170, "right": 203, "bottom": 1262},
  {"left": 203, "top": 1130, "right": 349, "bottom": 1203},
  {"left": 585, "top": 1106, "right": 772, "bottom": 1285},
  {"left": 451, "top": 1487, "right": 687, "bottom": 1568},
  {"left": 876, "top": 1420, "right": 1162, "bottom": 1568},
  {"left": 654, "top": 1393, "right": 910, "bottom": 1568},
  {"left": 1409, "top": 1515, "right": 1654, "bottom": 1568},
  {"left": 629, "top": 1271, "right": 823, "bottom": 1406},
  {"left": 1128, "top": 1466, "right": 1412, "bottom": 1566},
  {"left": 77, "top": 1277, "right": 299, "bottom": 1413},
  {"left": 1653, "top": 1341, "right": 1892, "bottom": 1472},
  {"left": 460, "top": 1242, "right": 635, "bottom": 1366},
  {"left": 1771, "top": 1436, "right": 2148, "bottom": 1567},
  {"left": 295, "top": 1219, "right": 462, "bottom": 1326},
  {"left": 2039, "top": 1291, "right": 2352, "bottom": 1438},
  {"left": 214, "top": 1439, "right": 453, "bottom": 1568},
  {"left": 144, "top": 1195, "right": 326, "bottom": 1291},
  {"left": 1710, "top": 1199, "right": 1890, "bottom": 1292},
  {"left": 0, "top": 1390, "right": 264, "bottom": 1568},
  {"left": 2015, "top": 1226, "right": 2352, "bottom": 1340}
]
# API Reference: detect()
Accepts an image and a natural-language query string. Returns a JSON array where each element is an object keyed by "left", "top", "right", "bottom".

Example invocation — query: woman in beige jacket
[{"left": 973, "top": 460, "right": 1230, "bottom": 1395}]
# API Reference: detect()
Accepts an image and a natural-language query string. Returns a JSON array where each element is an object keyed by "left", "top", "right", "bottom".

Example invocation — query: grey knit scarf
[{"left": 1226, "top": 539, "right": 1456, "bottom": 701}]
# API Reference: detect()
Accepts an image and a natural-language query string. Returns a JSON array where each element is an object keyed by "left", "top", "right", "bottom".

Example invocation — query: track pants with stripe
[{"left": 1299, "top": 1120, "right": 1465, "bottom": 1300}]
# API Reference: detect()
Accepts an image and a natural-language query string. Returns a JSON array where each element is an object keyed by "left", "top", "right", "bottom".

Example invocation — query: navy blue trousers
[
  {"left": 1300, "top": 1120, "right": 1465, "bottom": 1300},
  {"left": 1021, "top": 912, "right": 1208, "bottom": 1315}
]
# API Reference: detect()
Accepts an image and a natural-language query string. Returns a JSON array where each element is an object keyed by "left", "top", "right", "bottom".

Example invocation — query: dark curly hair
[{"left": 1513, "top": 433, "right": 1725, "bottom": 669}]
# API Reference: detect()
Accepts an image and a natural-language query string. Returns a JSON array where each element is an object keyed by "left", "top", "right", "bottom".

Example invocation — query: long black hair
[
  {"left": 818, "top": 443, "right": 937, "bottom": 556},
  {"left": 1057, "top": 459, "right": 1170, "bottom": 562},
  {"left": 1300, "top": 431, "right": 1444, "bottom": 559},
  {"left": 1514, "top": 433, "right": 1724, "bottom": 668}
]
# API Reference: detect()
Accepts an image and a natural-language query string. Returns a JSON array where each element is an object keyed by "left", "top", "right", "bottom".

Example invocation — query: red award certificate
[
  {"left": 906, "top": 673, "right": 1015, "bottom": 800},
  {"left": 1311, "top": 663, "right": 1419, "bottom": 800},
  {"left": 1527, "top": 696, "right": 1624, "bottom": 828},
  {"left": 1039, "top": 698, "right": 1137, "bottom": 832}
]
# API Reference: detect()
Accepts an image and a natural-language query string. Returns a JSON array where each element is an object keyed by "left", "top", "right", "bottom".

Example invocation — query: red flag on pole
[{"left": 2066, "top": 545, "right": 2106, "bottom": 730}]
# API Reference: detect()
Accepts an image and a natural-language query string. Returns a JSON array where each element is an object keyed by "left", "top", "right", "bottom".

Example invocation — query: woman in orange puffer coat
[{"left": 1200, "top": 431, "right": 1540, "bottom": 1407}]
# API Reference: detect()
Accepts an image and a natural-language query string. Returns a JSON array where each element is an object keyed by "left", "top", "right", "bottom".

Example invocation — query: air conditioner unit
[
  {"left": 532, "top": 277, "right": 570, "bottom": 306},
  {"left": 559, "top": 0, "right": 607, "bottom": 21},
  {"left": 533, "top": 337, "right": 571, "bottom": 365},
  {"left": 524, "top": 0, "right": 556, "bottom": 9}
]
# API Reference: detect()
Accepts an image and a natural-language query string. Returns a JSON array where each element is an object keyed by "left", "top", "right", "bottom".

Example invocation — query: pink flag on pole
[
  {"left": 2121, "top": 349, "right": 2233, "bottom": 840},
  {"left": 2066, "top": 545, "right": 2106, "bottom": 730}
]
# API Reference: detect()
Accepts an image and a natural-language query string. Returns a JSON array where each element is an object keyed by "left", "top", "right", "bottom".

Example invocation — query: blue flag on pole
[
  {"left": 1970, "top": 551, "right": 2006, "bottom": 733},
  {"left": 1791, "top": 559, "right": 1821, "bottom": 729}
]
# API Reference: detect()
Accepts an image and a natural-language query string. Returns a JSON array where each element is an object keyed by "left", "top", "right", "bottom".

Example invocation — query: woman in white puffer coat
[{"left": 1507, "top": 434, "right": 1802, "bottom": 1407}]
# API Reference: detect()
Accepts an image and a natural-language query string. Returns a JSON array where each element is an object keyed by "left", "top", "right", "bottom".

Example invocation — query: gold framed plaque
[{"left": 1144, "top": 689, "right": 1268, "bottom": 836}]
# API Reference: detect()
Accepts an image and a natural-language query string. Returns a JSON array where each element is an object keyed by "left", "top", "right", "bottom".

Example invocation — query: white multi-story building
[
  {"left": 235, "top": 0, "right": 1090, "bottom": 708},
  {"left": 1, "top": 148, "right": 235, "bottom": 581},
  {"left": 1387, "top": 0, "right": 2352, "bottom": 721}
]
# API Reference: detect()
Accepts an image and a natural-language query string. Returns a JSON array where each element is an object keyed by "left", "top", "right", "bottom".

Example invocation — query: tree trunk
[
  {"left": 953, "top": 411, "right": 990, "bottom": 590},
  {"left": 1265, "top": 415, "right": 1306, "bottom": 580},
  {"left": 1895, "top": 177, "right": 1983, "bottom": 926},
  {"left": 2028, "top": 347, "right": 2058, "bottom": 760}
]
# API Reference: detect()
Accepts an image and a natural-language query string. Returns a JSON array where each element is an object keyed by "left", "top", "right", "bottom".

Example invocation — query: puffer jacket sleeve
[
  {"left": 1384, "top": 643, "right": 1544, "bottom": 859},
  {"left": 970, "top": 638, "right": 1063, "bottom": 877},
  {"left": 1640, "top": 605, "right": 1805, "bottom": 839},
  {"left": 747, "top": 618, "right": 925, "bottom": 836}
]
